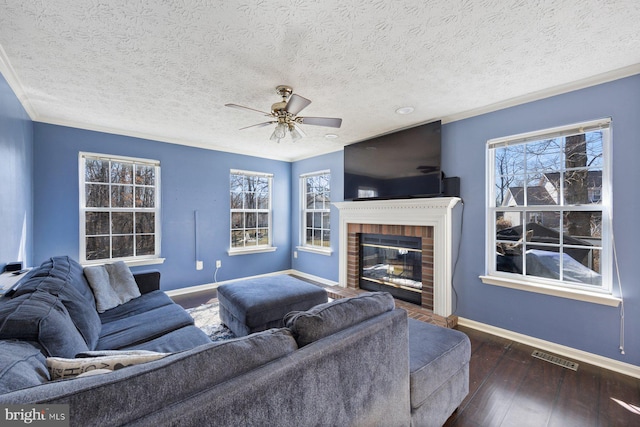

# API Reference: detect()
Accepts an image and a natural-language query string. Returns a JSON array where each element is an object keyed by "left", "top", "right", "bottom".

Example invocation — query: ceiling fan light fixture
[
  {"left": 269, "top": 131, "right": 281, "bottom": 142},
  {"left": 290, "top": 127, "right": 303, "bottom": 141},
  {"left": 273, "top": 122, "right": 287, "bottom": 139},
  {"left": 289, "top": 123, "right": 305, "bottom": 141}
]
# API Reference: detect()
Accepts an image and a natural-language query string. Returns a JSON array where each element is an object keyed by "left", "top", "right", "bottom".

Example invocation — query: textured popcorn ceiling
[{"left": 0, "top": 1, "right": 639, "bottom": 161}]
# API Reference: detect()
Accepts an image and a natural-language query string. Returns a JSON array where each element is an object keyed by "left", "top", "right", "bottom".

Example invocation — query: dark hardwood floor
[
  {"left": 171, "top": 288, "right": 640, "bottom": 426},
  {"left": 445, "top": 326, "right": 640, "bottom": 427}
]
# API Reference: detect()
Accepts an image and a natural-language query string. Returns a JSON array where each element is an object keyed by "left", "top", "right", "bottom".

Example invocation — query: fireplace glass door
[{"left": 359, "top": 233, "right": 422, "bottom": 305}]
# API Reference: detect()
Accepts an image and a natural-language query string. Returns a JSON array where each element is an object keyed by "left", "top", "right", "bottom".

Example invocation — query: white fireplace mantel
[{"left": 334, "top": 197, "right": 462, "bottom": 317}]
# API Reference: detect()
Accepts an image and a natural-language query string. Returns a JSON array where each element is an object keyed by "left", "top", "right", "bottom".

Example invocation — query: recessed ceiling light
[
  {"left": 395, "top": 106, "right": 414, "bottom": 115},
  {"left": 325, "top": 133, "right": 339, "bottom": 139}
]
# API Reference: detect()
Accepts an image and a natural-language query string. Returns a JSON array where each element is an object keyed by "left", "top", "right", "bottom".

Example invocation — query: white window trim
[
  {"left": 300, "top": 170, "right": 332, "bottom": 255},
  {"left": 479, "top": 274, "right": 620, "bottom": 306},
  {"left": 85, "top": 258, "right": 166, "bottom": 267},
  {"left": 79, "top": 152, "right": 162, "bottom": 265},
  {"left": 228, "top": 247, "right": 277, "bottom": 256},
  {"left": 229, "top": 169, "right": 275, "bottom": 255},
  {"left": 296, "top": 245, "right": 333, "bottom": 256},
  {"left": 483, "top": 118, "right": 618, "bottom": 305}
]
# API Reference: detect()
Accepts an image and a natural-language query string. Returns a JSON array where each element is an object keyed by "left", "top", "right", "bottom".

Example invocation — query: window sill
[
  {"left": 82, "top": 258, "right": 166, "bottom": 268},
  {"left": 296, "top": 246, "right": 333, "bottom": 256},
  {"left": 228, "top": 247, "right": 277, "bottom": 256},
  {"left": 479, "top": 275, "right": 621, "bottom": 307}
]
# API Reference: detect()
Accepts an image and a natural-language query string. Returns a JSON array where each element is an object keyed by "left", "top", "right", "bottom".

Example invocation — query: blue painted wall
[
  {"left": 32, "top": 123, "right": 292, "bottom": 291},
  {"left": 441, "top": 74, "right": 640, "bottom": 365},
  {"left": 0, "top": 73, "right": 33, "bottom": 271},
  {"left": 290, "top": 150, "right": 343, "bottom": 282}
]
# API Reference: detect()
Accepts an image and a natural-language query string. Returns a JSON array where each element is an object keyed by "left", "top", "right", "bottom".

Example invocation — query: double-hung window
[
  {"left": 230, "top": 170, "right": 273, "bottom": 253},
  {"left": 299, "top": 171, "right": 331, "bottom": 254},
  {"left": 79, "top": 153, "right": 161, "bottom": 264},
  {"left": 483, "top": 119, "right": 616, "bottom": 303}
]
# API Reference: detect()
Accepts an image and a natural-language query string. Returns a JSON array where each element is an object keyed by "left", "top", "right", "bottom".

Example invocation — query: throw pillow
[
  {"left": 284, "top": 291, "right": 395, "bottom": 347},
  {"left": 47, "top": 350, "right": 169, "bottom": 380},
  {"left": 84, "top": 261, "right": 141, "bottom": 312}
]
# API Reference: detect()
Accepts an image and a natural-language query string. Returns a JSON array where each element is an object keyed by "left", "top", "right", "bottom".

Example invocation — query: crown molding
[
  {"left": 442, "top": 64, "right": 640, "bottom": 125},
  {"left": 0, "top": 45, "right": 37, "bottom": 119},
  {"left": 34, "top": 115, "right": 293, "bottom": 162}
]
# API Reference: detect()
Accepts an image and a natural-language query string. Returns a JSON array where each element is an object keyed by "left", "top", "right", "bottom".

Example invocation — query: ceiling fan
[{"left": 225, "top": 85, "right": 342, "bottom": 142}]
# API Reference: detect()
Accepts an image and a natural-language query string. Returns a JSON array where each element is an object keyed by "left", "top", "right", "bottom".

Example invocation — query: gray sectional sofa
[{"left": 0, "top": 256, "right": 470, "bottom": 427}]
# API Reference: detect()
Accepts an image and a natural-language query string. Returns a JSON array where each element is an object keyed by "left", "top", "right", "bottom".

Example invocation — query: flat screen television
[{"left": 344, "top": 120, "right": 442, "bottom": 200}]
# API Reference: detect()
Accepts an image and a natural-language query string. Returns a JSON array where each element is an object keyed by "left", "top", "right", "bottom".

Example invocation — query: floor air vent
[{"left": 531, "top": 350, "right": 579, "bottom": 371}]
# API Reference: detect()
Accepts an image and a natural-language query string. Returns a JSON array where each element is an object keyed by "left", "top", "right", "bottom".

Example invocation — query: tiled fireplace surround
[
  {"left": 334, "top": 198, "right": 462, "bottom": 327},
  {"left": 347, "top": 223, "right": 435, "bottom": 309}
]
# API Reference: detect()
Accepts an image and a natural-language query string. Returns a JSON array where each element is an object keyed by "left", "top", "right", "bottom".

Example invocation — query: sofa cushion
[
  {"left": 12, "top": 256, "right": 102, "bottom": 350},
  {"left": 408, "top": 318, "right": 471, "bottom": 409},
  {"left": 0, "top": 290, "right": 89, "bottom": 357},
  {"left": 97, "top": 290, "right": 174, "bottom": 324},
  {"left": 26, "top": 256, "right": 97, "bottom": 308},
  {"left": 0, "top": 340, "right": 50, "bottom": 394},
  {"left": 284, "top": 291, "right": 395, "bottom": 347},
  {"left": 122, "top": 325, "right": 212, "bottom": 353},
  {"left": 84, "top": 261, "right": 141, "bottom": 313},
  {"left": 96, "top": 303, "right": 195, "bottom": 350}
]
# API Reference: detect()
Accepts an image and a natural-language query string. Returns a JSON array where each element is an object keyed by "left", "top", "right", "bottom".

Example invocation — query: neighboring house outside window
[
  {"left": 482, "top": 118, "right": 615, "bottom": 303},
  {"left": 298, "top": 171, "right": 332, "bottom": 255},
  {"left": 229, "top": 170, "right": 273, "bottom": 254},
  {"left": 79, "top": 152, "right": 161, "bottom": 264}
]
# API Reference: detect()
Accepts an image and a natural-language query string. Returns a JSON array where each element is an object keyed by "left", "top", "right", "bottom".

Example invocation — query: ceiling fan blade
[
  {"left": 285, "top": 94, "right": 312, "bottom": 115},
  {"left": 225, "top": 103, "right": 272, "bottom": 116},
  {"left": 300, "top": 117, "right": 342, "bottom": 128},
  {"left": 238, "top": 121, "right": 276, "bottom": 130}
]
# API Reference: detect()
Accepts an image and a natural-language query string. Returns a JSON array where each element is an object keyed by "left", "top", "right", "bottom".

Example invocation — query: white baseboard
[
  {"left": 164, "top": 269, "right": 339, "bottom": 298},
  {"left": 458, "top": 317, "right": 640, "bottom": 380},
  {"left": 288, "top": 270, "right": 339, "bottom": 287}
]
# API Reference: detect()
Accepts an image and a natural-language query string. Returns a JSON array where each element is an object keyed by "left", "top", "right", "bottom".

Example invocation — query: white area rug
[{"left": 185, "top": 302, "right": 236, "bottom": 342}]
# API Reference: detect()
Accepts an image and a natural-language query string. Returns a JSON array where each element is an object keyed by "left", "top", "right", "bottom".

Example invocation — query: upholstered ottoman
[
  {"left": 217, "top": 275, "right": 328, "bottom": 337},
  {"left": 408, "top": 318, "right": 471, "bottom": 427}
]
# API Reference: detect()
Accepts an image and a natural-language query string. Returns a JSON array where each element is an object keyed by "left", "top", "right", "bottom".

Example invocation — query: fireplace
[
  {"left": 347, "top": 223, "right": 434, "bottom": 309},
  {"left": 334, "top": 197, "right": 462, "bottom": 318},
  {"left": 360, "top": 233, "right": 422, "bottom": 305}
]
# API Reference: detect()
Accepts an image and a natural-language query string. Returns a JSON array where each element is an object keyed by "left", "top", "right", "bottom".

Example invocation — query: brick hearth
[{"left": 323, "top": 284, "right": 457, "bottom": 328}]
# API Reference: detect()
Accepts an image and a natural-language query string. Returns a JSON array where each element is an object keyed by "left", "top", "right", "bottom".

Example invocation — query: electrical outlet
[
  {"left": 196, "top": 260, "right": 203, "bottom": 270},
  {"left": 216, "top": 260, "right": 222, "bottom": 268},
  {"left": 293, "top": 251, "right": 298, "bottom": 259}
]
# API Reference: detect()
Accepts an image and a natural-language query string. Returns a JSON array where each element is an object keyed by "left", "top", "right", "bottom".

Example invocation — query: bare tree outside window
[
  {"left": 230, "top": 171, "right": 272, "bottom": 250},
  {"left": 302, "top": 172, "right": 331, "bottom": 248},
  {"left": 81, "top": 154, "right": 160, "bottom": 262},
  {"left": 488, "top": 120, "right": 609, "bottom": 291}
]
